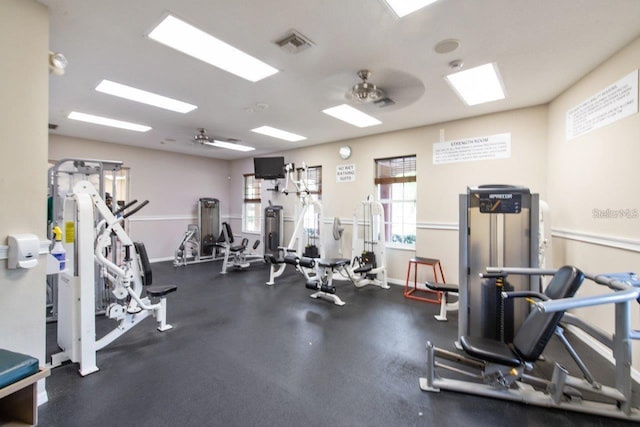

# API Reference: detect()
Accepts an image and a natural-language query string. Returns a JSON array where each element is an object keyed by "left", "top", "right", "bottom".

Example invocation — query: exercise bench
[{"left": 424, "top": 281, "right": 459, "bottom": 321}]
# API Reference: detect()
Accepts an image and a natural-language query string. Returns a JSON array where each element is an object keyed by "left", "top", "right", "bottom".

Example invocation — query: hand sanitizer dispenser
[{"left": 7, "top": 234, "right": 40, "bottom": 269}]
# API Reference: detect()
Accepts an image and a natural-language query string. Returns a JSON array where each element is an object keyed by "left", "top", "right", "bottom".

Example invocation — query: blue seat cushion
[{"left": 0, "top": 349, "right": 39, "bottom": 389}]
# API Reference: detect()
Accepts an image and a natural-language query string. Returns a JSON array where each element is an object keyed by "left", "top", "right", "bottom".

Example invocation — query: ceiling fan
[
  {"left": 193, "top": 128, "right": 214, "bottom": 145},
  {"left": 345, "top": 70, "right": 389, "bottom": 104},
  {"left": 190, "top": 128, "right": 255, "bottom": 152}
]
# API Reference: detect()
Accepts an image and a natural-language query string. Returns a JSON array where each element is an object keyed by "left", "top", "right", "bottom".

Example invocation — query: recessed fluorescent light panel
[
  {"left": 205, "top": 140, "right": 255, "bottom": 152},
  {"left": 251, "top": 126, "right": 306, "bottom": 142},
  {"left": 445, "top": 62, "right": 506, "bottom": 106},
  {"left": 96, "top": 80, "right": 197, "bottom": 113},
  {"left": 383, "top": 0, "right": 440, "bottom": 18},
  {"left": 322, "top": 104, "right": 382, "bottom": 128},
  {"left": 148, "top": 14, "right": 278, "bottom": 82},
  {"left": 68, "top": 112, "right": 151, "bottom": 132}
]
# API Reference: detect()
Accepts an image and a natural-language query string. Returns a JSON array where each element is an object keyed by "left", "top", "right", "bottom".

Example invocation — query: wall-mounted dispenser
[{"left": 7, "top": 234, "right": 40, "bottom": 269}]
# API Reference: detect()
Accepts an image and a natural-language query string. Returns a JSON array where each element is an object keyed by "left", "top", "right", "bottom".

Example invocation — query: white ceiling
[{"left": 42, "top": 0, "right": 640, "bottom": 160}]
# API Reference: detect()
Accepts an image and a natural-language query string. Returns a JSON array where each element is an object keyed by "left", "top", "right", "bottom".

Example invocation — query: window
[
  {"left": 298, "top": 166, "right": 322, "bottom": 243},
  {"left": 243, "top": 174, "right": 261, "bottom": 233},
  {"left": 375, "top": 156, "right": 416, "bottom": 245},
  {"left": 301, "top": 165, "right": 322, "bottom": 197}
]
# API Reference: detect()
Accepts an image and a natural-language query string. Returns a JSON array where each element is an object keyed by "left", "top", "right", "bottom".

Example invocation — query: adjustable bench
[{"left": 0, "top": 349, "right": 50, "bottom": 426}]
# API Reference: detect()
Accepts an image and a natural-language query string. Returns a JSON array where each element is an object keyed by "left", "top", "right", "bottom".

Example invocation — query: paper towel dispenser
[{"left": 7, "top": 234, "right": 40, "bottom": 269}]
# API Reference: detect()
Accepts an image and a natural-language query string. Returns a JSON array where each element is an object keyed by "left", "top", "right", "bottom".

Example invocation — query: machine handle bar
[
  {"left": 485, "top": 266, "right": 640, "bottom": 313},
  {"left": 113, "top": 199, "right": 138, "bottom": 216},
  {"left": 536, "top": 288, "right": 639, "bottom": 313},
  {"left": 122, "top": 200, "right": 149, "bottom": 219}
]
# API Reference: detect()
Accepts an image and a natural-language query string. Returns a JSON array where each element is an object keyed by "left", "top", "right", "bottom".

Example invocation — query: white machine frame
[
  {"left": 51, "top": 181, "right": 174, "bottom": 376},
  {"left": 420, "top": 266, "right": 640, "bottom": 421},
  {"left": 47, "top": 158, "right": 125, "bottom": 320},
  {"left": 343, "top": 196, "right": 389, "bottom": 290},
  {"left": 266, "top": 162, "right": 324, "bottom": 286}
]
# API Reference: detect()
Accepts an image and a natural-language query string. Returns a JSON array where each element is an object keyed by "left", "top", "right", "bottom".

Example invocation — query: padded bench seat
[
  {"left": 317, "top": 258, "right": 350, "bottom": 268},
  {"left": 146, "top": 285, "right": 178, "bottom": 298},
  {"left": 0, "top": 349, "right": 38, "bottom": 389},
  {"left": 425, "top": 281, "right": 459, "bottom": 293},
  {"left": 0, "top": 349, "right": 50, "bottom": 426}
]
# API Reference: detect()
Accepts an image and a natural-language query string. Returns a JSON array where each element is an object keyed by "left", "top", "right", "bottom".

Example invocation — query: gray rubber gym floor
[{"left": 41, "top": 261, "right": 638, "bottom": 426}]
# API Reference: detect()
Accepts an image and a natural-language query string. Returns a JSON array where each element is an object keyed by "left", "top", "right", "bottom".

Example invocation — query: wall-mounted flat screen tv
[{"left": 253, "top": 156, "right": 285, "bottom": 179}]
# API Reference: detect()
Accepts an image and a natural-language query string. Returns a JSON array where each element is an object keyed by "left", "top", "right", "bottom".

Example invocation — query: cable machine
[
  {"left": 265, "top": 162, "right": 323, "bottom": 286},
  {"left": 47, "top": 158, "right": 125, "bottom": 320},
  {"left": 264, "top": 204, "right": 284, "bottom": 260},
  {"left": 173, "top": 198, "right": 222, "bottom": 266},
  {"left": 51, "top": 181, "right": 176, "bottom": 376},
  {"left": 347, "top": 196, "right": 389, "bottom": 289},
  {"left": 458, "top": 185, "right": 539, "bottom": 344}
]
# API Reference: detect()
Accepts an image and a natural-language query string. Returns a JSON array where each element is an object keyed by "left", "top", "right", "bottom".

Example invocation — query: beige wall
[
  {"left": 49, "top": 135, "right": 232, "bottom": 260},
  {"left": 228, "top": 105, "right": 548, "bottom": 284},
  {"left": 0, "top": 0, "right": 49, "bottom": 397},
  {"left": 547, "top": 37, "right": 640, "bottom": 370}
]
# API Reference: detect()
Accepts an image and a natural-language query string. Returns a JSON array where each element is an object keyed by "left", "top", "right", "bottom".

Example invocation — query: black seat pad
[
  {"left": 318, "top": 258, "right": 350, "bottom": 268},
  {"left": 230, "top": 244, "right": 245, "bottom": 252},
  {"left": 353, "top": 264, "right": 373, "bottom": 274},
  {"left": 146, "top": 285, "right": 178, "bottom": 297},
  {"left": 459, "top": 336, "right": 521, "bottom": 367},
  {"left": 425, "top": 281, "right": 459, "bottom": 292}
]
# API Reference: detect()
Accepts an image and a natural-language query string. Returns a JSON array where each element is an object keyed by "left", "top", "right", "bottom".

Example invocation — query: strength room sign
[{"left": 433, "top": 133, "right": 511, "bottom": 165}]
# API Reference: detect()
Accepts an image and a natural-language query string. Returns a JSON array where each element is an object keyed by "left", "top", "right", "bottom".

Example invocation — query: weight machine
[
  {"left": 174, "top": 198, "right": 222, "bottom": 267},
  {"left": 304, "top": 196, "right": 390, "bottom": 306},
  {"left": 459, "top": 185, "right": 539, "bottom": 342},
  {"left": 265, "top": 163, "right": 324, "bottom": 291},
  {"left": 47, "top": 158, "right": 125, "bottom": 320},
  {"left": 420, "top": 266, "right": 640, "bottom": 421},
  {"left": 342, "top": 196, "right": 389, "bottom": 290},
  {"left": 218, "top": 222, "right": 262, "bottom": 274},
  {"left": 51, "top": 180, "right": 176, "bottom": 376}
]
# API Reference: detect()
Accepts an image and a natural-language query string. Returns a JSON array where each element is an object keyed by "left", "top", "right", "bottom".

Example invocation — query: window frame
[
  {"left": 374, "top": 155, "right": 417, "bottom": 248},
  {"left": 242, "top": 173, "right": 262, "bottom": 234},
  {"left": 298, "top": 165, "right": 322, "bottom": 242}
]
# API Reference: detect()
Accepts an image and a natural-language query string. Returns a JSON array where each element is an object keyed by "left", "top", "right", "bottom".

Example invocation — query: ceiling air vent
[{"left": 275, "top": 30, "right": 314, "bottom": 54}]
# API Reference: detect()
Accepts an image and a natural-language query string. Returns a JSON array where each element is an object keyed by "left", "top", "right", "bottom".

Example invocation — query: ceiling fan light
[
  {"left": 345, "top": 69, "right": 385, "bottom": 103},
  {"left": 347, "top": 82, "right": 385, "bottom": 102}
]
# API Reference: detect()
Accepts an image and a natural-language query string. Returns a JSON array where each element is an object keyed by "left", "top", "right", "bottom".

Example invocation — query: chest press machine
[
  {"left": 51, "top": 181, "right": 177, "bottom": 376},
  {"left": 420, "top": 266, "right": 640, "bottom": 421}
]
